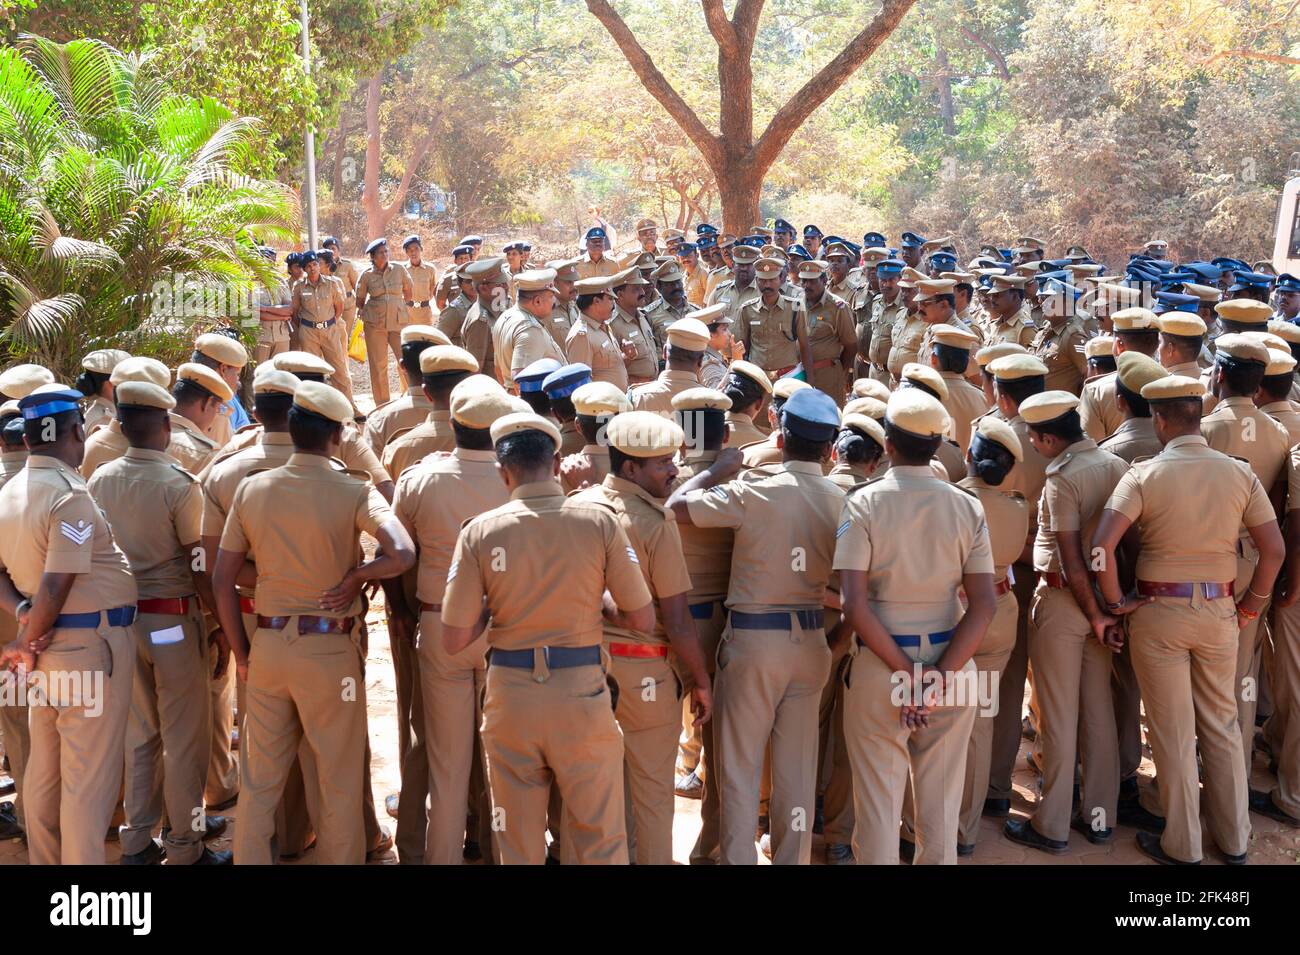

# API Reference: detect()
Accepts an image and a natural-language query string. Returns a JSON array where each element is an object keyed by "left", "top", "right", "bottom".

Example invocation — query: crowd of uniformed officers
[{"left": 1, "top": 217, "right": 1299, "bottom": 867}]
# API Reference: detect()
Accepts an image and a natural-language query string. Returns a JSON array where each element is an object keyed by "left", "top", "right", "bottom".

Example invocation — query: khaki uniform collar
[
  {"left": 581, "top": 444, "right": 609, "bottom": 458},
  {"left": 604, "top": 473, "right": 663, "bottom": 504},
  {"left": 782, "top": 460, "right": 823, "bottom": 476},
  {"left": 1165, "top": 434, "right": 1207, "bottom": 450},
  {"left": 454, "top": 447, "right": 496, "bottom": 462},
  {"left": 27, "top": 454, "right": 78, "bottom": 475},
  {"left": 512, "top": 479, "right": 563, "bottom": 500},
  {"left": 259, "top": 431, "right": 294, "bottom": 446},
  {"left": 286, "top": 452, "right": 335, "bottom": 469},
  {"left": 123, "top": 446, "right": 176, "bottom": 464}
]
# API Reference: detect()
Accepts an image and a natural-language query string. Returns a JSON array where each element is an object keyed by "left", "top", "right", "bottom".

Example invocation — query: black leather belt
[
  {"left": 731, "top": 609, "right": 822, "bottom": 631},
  {"left": 257, "top": 614, "right": 355, "bottom": 634},
  {"left": 300, "top": 317, "right": 336, "bottom": 328}
]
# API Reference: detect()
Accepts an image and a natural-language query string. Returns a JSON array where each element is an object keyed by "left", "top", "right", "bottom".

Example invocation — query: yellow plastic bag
[{"left": 348, "top": 319, "right": 367, "bottom": 363}]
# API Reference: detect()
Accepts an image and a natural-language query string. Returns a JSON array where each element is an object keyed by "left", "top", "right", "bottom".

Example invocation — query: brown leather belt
[
  {"left": 137, "top": 596, "right": 194, "bottom": 615},
  {"left": 766, "top": 364, "right": 797, "bottom": 380},
  {"left": 257, "top": 614, "right": 356, "bottom": 634},
  {"left": 1042, "top": 571, "right": 1068, "bottom": 589},
  {"left": 810, "top": 358, "right": 838, "bottom": 371},
  {"left": 419, "top": 602, "right": 441, "bottom": 614},
  {"left": 608, "top": 642, "right": 668, "bottom": 658},
  {"left": 1136, "top": 580, "right": 1234, "bottom": 599},
  {"left": 994, "top": 577, "right": 1013, "bottom": 597}
]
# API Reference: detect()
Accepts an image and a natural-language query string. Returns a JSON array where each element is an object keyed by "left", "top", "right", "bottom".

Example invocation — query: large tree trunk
[
  {"left": 934, "top": 42, "right": 956, "bottom": 136},
  {"left": 361, "top": 70, "right": 439, "bottom": 241},
  {"left": 716, "top": 167, "right": 762, "bottom": 235}
]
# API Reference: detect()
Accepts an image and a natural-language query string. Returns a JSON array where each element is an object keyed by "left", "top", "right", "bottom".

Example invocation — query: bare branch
[
  {"left": 753, "top": 0, "right": 919, "bottom": 171},
  {"left": 733, "top": 0, "right": 767, "bottom": 51},
  {"left": 701, "top": 0, "right": 739, "bottom": 59},
  {"left": 958, "top": 25, "right": 1011, "bottom": 81},
  {"left": 1202, "top": 48, "right": 1300, "bottom": 67},
  {"left": 584, "top": 0, "right": 723, "bottom": 167}
]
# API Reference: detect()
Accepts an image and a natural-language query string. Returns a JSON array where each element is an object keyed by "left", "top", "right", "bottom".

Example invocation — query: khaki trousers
[
  {"left": 416, "top": 609, "right": 487, "bottom": 865},
  {"left": 363, "top": 323, "right": 405, "bottom": 406},
  {"left": 391, "top": 584, "right": 428, "bottom": 862},
  {"left": 341, "top": 301, "right": 358, "bottom": 347},
  {"left": 988, "top": 561, "right": 1036, "bottom": 799},
  {"left": 714, "top": 615, "right": 831, "bottom": 865},
  {"left": 233, "top": 621, "right": 367, "bottom": 865},
  {"left": 609, "top": 652, "right": 681, "bottom": 865},
  {"left": 25, "top": 623, "right": 135, "bottom": 865},
  {"left": 1112, "top": 640, "right": 1144, "bottom": 780},
  {"left": 1270, "top": 598, "right": 1300, "bottom": 817},
  {"left": 818, "top": 608, "right": 855, "bottom": 846},
  {"left": 300, "top": 323, "right": 355, "bottom": 405},
  {"left": 678, "top": 703, "right": 702, "bottom": 773},
  {"left": 1128, "top": 595, "right": 1249, "bottom": 862},
  {"left": 1233, "top": 549, "right": 1269, "bottom": 776},
  {"left": 0, "top": 611, "right": 29, "bottom": 827},
  {"left": 120, "top": 608, "right": 211, "bottom": 864},
  {"left": 480, "top": 659, "right": 627, "bottom": 865},
  {"left": 958, "top": 586, "right": 1018, "bottom": 845},
  {"left": 1027, "top": 585, "right": 1120, "bottom": 840},
  {"left": 684, "top": 600, "right": 726, "bottom": 864},
  {"left": 205, "top": 658, "right": 239, "bottom": 808},
  {"left": 255, "top": 321, "right": 291, "bottom": 366},
  {"left": 844, "top": 646, "right": 977, "bottom": 865}
]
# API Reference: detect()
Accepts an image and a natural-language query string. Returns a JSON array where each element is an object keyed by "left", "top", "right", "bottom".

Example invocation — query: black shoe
[
  {"left": 1004, "top": 818, "right": 1068, "bottom": 855},
  {"left": 1117, "top": 800, "right": 1166, "bottom": 832},
  {"left": 982, "top": 797, "right": 1010, "bottom": 818},
  {"left": 0, "top": 775, "right": 13, "bottom": 797},
  {"left": 1021, "top": 716, "right": 1037, "bottom": 741},
  {"left": 957, "top": 842, "right": 975, "bottom": 858},
  {"left": 120, "top": 840, "right": 165, "bottom": 865},
  {"left": 813, "top": 795, "right": 824, "bottom": 835},
  {"left": 825, "top": 842, "right": 854, "bottom": 865},
  {"left": 1119, "top": 777, "right": 1140, "bottom": 801},
  {"left": 0, "top": 800, "right": 15, "bottom": 819},
  {"left": 755, "top": 814, "right": 769, "bottom": 838},
  {"left": 1135, "top": 830, "right": 1198, "bottom": 865},
  {"left": 1213, "top": 846, "right": 1249, "bottom": 865},
  {"left": 207, "top": 793, "right": 239, "bottom": 812},
  {"left": 190, "top": 846, "right": 233, "bottom": 865},
  {"left": 544, "top": 853, "right": 560, "bottom": 865},
  {"left": 385, "top": 793, "right": 400, "bottom": 820},
  {"left": 0, "top": 812, "right": 22, "bottom": 840},
  {"left": 203, "top": 815, "right": 228, "bottom": 841},
  {"left": 1070, "top": 815, "right": 1113, "bottom": 845},
  {"left": 463, "top": 839, "right": 482, "bottom": 861},
  {"left": 899, "top": 838, "right": 915, "bottom": 864},
  {"left": 366, "top": 825, "right": 394, "bottom": 861},
  {"left": 1249, "top": 789, "right": 1300, "bottom": 827}
]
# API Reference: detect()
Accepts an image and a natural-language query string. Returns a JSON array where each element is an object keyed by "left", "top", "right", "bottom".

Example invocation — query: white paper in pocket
[{"left": 150, "top": 625, "right": 185, "bottom": 646}]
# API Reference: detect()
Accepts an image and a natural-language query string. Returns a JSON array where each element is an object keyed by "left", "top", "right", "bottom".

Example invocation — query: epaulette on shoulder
[
  {"left": 847, "top": 475, "right": 885, "bottom": 496},
  {"left": 169, "top": 464, "right": 199, "bottom": 482},
  {"left": 951, "top": 482, "right": 979, "bottom": 500},
  {"left": 1129, "top": 453, "right": 1158, "bottom": 467},
  {"left": 234, "top": 422, "right": 260, "bottom": 435}
]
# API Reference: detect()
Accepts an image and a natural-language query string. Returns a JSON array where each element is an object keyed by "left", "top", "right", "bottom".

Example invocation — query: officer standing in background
[
  {"left": 363, "top": 326, "right": 450, "bottom": 455},
  {"left": 558, "top": 381, "right": 631, "bottom": 494},
  {"left": 189, "top": 333, "right": 250, "bottom": 448},
  {"left": 321, "top": 236, "right": 360, "bottom": 346},
  {"left": 441, "top": 412, "right": 653, "bottom": 864},
  {"left": 88, "top": 380, "right": 231, "bottom": 865},
  {"left": 460, "top": 256, "right": 512, "bottom": 382},
  {"left": 403, "top": 236, "right": 438, "bottom": 327},
  {"left": 629, "top": 318, "right": 708, "bottom": 416},
  {"left": 381, "top": 345, "right": 478, "bottom": 481},
  {"left": 355, "top": 238, "right": 415, "bottom": 407},
  {"left": 542, "top": 363, "right": 593, "bottom": 456},
  {"left": 493, "top": 269, "right": 566, "bottom": 392},
  {"left": 437, "top": 263, "right": 477, "bottom": 347},
  {"left": 566, "top": 275, "right": 634, "bottom": 391},
  {"left": 76, "top": 349, "right": 131, "bottom": 436},
  {"left": 80, "top": 357, "right": 172, "bottom": 477},
  {"left": 0, "top": 384, "right": 137, "bottom": 864},
  {"left": 292, "top": 251, "right": 354, "bottom": 407},
  {"left": 799, "top": 259, "right": 856, "bottom": 404},
  {"left": 0, "top": 402, "right": 29, "bottom": 841}
]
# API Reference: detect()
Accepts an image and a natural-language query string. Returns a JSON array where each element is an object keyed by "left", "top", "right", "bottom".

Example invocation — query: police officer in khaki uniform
[
  {"left": 741, "top": 378, "right": 811, "bottom": 468},
  {"left": 355, "top": 238, "right": 415, "bottom": 406},
  {"left": 168, "top": 363, "right": 227, "bottom": 474},
  {"left": 1101, "top": 353, "right": 1168, "bottom": 463},
  {"left": 1200, "top": 334, "right": 1291, "bottom": 775},
  {"left": 88, "top": 381, "right": 231, "bottom": 865},
  {"left": 542, "top": 363, "right": 592, "bottom": 457},
  {"left": 706, "top": 245, "right": 762, "bottom": 326},
  {"left": 642, "top": 260, "right": 690, "bottom": 348},
  {"left": 1080, "top": 307, "right": 1161, "bottom": 441},
  {"left": 1260, "top": 447, "right": 1300, "bottom": 827},
  {"left": 629, "top": 317, "right": 708, "bottom": 417},
  {"left": 79, "top": 357, "right": 171, "bottom": 477},
  {"left": 1092, "top": 374, "right": 1282, "bottom": 864},
  {"left": 558, "top": 381, "right": 630, "bottom": 494},
  {"left": 566, "top": 274, "right": 634, "bottom": 390},
  {"left": 543, "top": 258, "right": 582, "bottom": 346},
  {"left": 189, "top": 333, "right": 250, "bottom": 447},
  {"left": 927, "top": 323, "right": 989, "bottom": 453},
  {"left": 402, "top": 236, "right": 438, "bottom": 327},
  {"left": 1031, "top": 280, "right": 1089, "bottom": 395},
  {"left": 956, "top": 417, "right": 1027, "bottom": 855},
  {"left": 719, "top": 361, "right": 771, "bottom": 449},
  {"left": 575, "top": 226, "right": 621, "bottom": 280},
  {"left": 0, "top": 385, "right": 137, "bottom": 864},
  {"left": 680, "top": 242, "right": 709, "bottom": 309},
  {"left": 834, "top": 388, "right": 995, "bottom": 865},
  {"left": 253, "top": 248, "right": 294, "bottom": 364},
  {"left": 0, "top": 401, "right": 31, "bottom": 840},
  {"left": 441, "top": 412, "right": 653, "bottom": 864},
  {"left": 381, "top": 345, "right": 478, "bottom": 481},
  {"left": 461, "top": 257, "right": 512, "bottom": 382},
  {"left": 391, "top": 376, "right": 523, "bottom": 865},
  {"left": 574, "top": 412, "right": 711, "bottom": 865},
  {"left": 76, "top": 349, "right": 131, "bottom": 436},
  {"left": 799, "top": 259, "right": 856, "bottom": 404},
  {"left": 1003, "top": 391, "right": 1129, "bottom": 855},
  {"left": 739, "top": 257, "right": 813, "bottom": 384},
  {"left": 700, "top": 305, "right": 739, "bottom": 391},
  {"left": 609, "top": 267, "right": 659, "bottom": 386},
  {"left": 983, "top": 273, "right": 1037, "bottom": 348},
  {"left": 866, "top": 259, "right": 906, "bottom": 385},
  {"left": 292, "top": 250, "right": 354, "bottom": 405},
  {"left": 437, "top": 263, "right": 477, "bottom": 347},
  {"left": 321, "top": 236, "right": 360, "bottom": 345},
  {"left": 493, "top": 269, "right": 566, "bottom": 392},
  {"left": 668, "top": 387, "right": 844, "bottom": 865},
  {"left": 215, "top": 381, "right": 415, "bottom": 864},
  {"left": 362, "top": 326, "right": 450, "bottom": 454}
]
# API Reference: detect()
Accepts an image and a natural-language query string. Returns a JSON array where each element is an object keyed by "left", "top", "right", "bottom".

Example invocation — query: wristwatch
[
  {"left": 14, "top": 598, "right": 31, "bottom": 618},
  {"left": 1104, "top": 597, "right": 1126, "bottom": 612}
]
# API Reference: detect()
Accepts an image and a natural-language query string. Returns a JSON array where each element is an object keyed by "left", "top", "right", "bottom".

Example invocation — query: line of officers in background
[{"left": 0, "top": 219, "right": 1299, "bottom": 866}]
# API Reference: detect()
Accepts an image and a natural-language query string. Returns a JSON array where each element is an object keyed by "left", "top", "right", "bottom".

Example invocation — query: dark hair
[
  {"left": 902, "top": 379, "right": 942, "bottom": 401},
  {"left": 995, "top": 375, "right": 1045, "bottom": 406},
  {"left": 835, "top": 427, "right": 883, "bottom": 466},
  {"left": 884, "top": 420, "right": 942, "bottom": 464},
  {"left": 969, "top": 434, "right": 1015, "bottom": 486},
  {"left": 1260, "top": 373, "right": 1294, "bottom": 402},
  {"left": 1115, "top": 380, "right": 1151, "bottom": 418},
  {"left": 190, "top": 351, "right": 221, "bottom": 371},
  {"left": 520, "top": 391, "right": 552, "bottom": 416},
  {"left": 576, "top": 413, "right": 605, "bottom": 444},
  {"left": 496, "top": 429, "right": 557, "bottom": 471},
  {"left": 1087, "top": 356, "right": 1117, "bottom": 374},
  {"left": 550, "top": 395, "right": 576, "bottom": 422},
  {"left": 676, "top": 407, "right": 726, "bottom": 452},
  {"left": 576, "top": 293, "right": 602, "bottom": 312},
  {"left": 933, "top": 343, "right": 968, "bottom": 374},
  {"left": 296, "top": 373, "right": 326, "bottom": 384},
  {"left": 451, "top": 420, "right": 494, "bottom": 451},
  {"left": 1150, "top": 397, "right": 1202, "bottom": 428},
  {"left": 1116, "top": 329, "right": 1159, "bottom": 354},
  {"left": 253, "top": 391, "right": 294, "bottom": 427},
  {"left": 723, "top": 373, "right": 764, "bottom": 413},
  {"left": 1160, "top": 332, "right": 1203, "bottom": 360},
  {"left": 173, "top": 379, "right": 220, "bottom": 408},
  {"left": 1, "top": 415, "right": 26, "bottom": 449},
  {"left": 401, "top": 341, "right": 435, "bottom": 377},
  {"left": 1216, "top": 355, "right": 1266, "bottom": 397},
  {"left": 24, "top": 408, "right": 80, "bottom": 446},
  {"left": 609, "top": 445, "right": 636, "bottom": 477},
  {"left": 75, "top": 369, "right": 110, "bottom": 399},
  {"left": 1027, "top": 409, "right": 1084, "bottom": 444},
  {"left": 421, "top": 369, "right": 471, "bottom": 401},
  {"left": 781, "top": 430, "right": 831, "bottom": 462},
  {"left": 666, "top": 345, "right": 703, "bottom": 367},
  {"left": 118, "top": 405, "right": 169, "bottom": 445},
  {"left": 288, "top": 406, "right": 342, "bottom": 451}
]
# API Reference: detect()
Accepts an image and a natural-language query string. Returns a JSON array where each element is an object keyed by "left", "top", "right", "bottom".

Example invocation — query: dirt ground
[{"left": 2, "top": 353, "right": 1298, "bottom": 865}]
